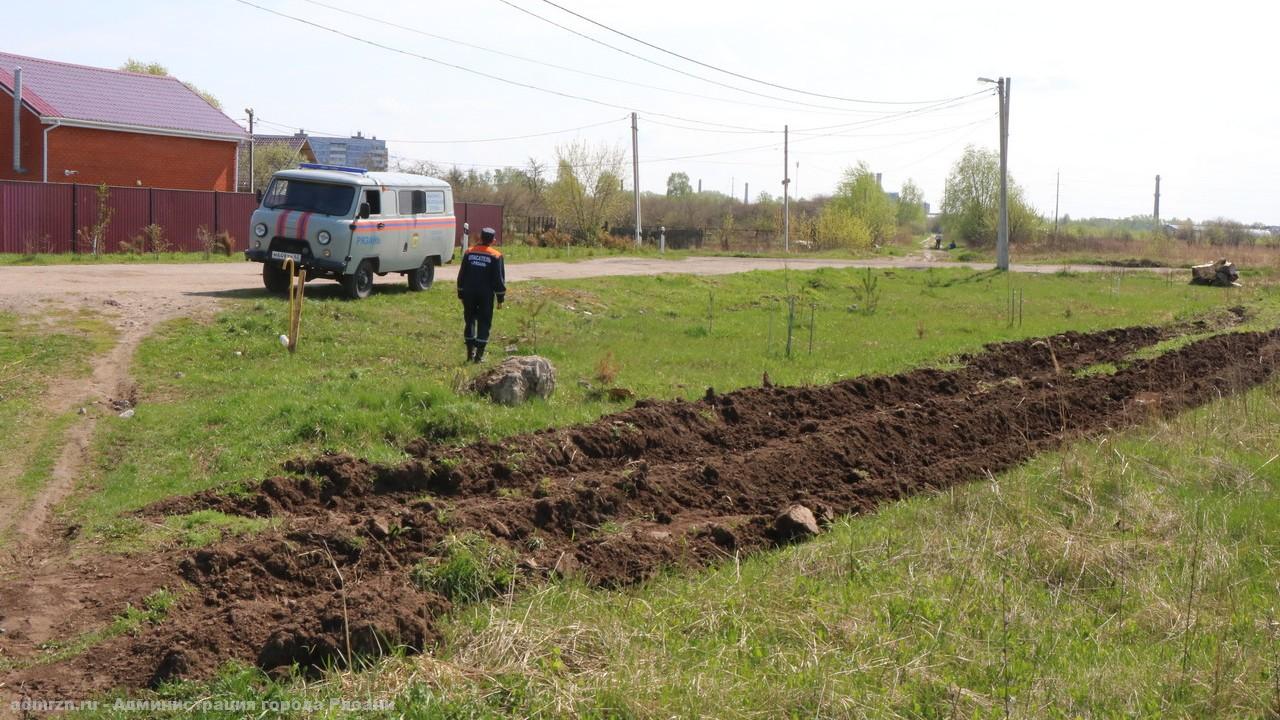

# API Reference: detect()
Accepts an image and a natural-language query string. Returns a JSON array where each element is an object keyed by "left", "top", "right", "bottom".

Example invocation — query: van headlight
[
  {"left": 254, "top": 223, "right": 268, "bottom": 238},
  {"left": 317, "top": 230, "right": 332, "bottom": 245}
]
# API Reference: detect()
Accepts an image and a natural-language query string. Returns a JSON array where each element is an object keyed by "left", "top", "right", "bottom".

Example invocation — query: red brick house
[{"left": 0, "top": 52, "right": 244, "bottom": 191}]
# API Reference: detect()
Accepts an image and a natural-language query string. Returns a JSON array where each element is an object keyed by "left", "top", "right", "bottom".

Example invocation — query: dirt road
[{"left": 0, "top": 255, "right": 1166, "bottom": 306}]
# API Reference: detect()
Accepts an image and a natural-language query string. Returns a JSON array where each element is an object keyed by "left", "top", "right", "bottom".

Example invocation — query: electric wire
[
  {"left": 299, "top": 0, "right": 914, "bottom": 117},
  {"left": 496, "top": 0, "right": 979, "bottom": 115},
  {"left": 535, "top": 0, "right": 972, "bottom": 105},
  {"left": 233, "top": 0, "right": 772, "bottom": 132},
  {"left": 251, "top": 115, "right": 628, "bottom": 144}
]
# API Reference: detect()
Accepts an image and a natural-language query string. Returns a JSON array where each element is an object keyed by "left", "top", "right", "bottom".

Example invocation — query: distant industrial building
[{"left": 305, "top": 131, "right": 387, "bottom": 171}]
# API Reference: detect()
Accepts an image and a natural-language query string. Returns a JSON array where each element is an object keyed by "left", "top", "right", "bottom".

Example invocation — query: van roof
[{"left": 271, "top": 167, "right": 450, "bottom": 188}]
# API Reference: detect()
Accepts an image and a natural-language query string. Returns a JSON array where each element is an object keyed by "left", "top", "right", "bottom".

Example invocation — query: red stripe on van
[
  {"left": 276, "top": 210, "right": 291, "bottom": 238},
  {"left": 297, "top": 212, "right": 313, "bottom": 240}
]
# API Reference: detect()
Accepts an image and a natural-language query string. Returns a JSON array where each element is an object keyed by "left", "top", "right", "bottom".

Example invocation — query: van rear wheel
[
  {"left": 408, "top": 259, "right": 435, "bottom": 291},
  {"left": 262, "top": 263, "right": 289, "bottom": 295},
  {"left": 343, "top": 261, "right": 375, "bottom": 300}
]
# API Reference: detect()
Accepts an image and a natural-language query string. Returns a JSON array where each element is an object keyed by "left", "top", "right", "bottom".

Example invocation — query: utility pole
[
  {"left": 783, "top": 124, "right": 790, "bottom": 253},
  {"left": 744, "top": 182, "right": 749, "bottom": 205},
  {"left": 1052, "top": 170, "right": 1060, "bottom": 241},
  {"left": 631, "top": 112, "right": 641, "bottom": 246},
  {"left": 697, "top": 178, "right": 702, "bottom": 193},
  {"left": 1153, "top": 174, "right": 1161, "bottom": 226},
  {"left": 245, "top": 107, "right": 256, "bottom": 193},
  {"left": 996, "top": 78, "right": 1010, "bottom": 270}
]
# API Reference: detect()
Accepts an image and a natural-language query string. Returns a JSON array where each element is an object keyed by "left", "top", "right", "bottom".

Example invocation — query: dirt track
[
  {"left": 0, "top": 255, "right": 1170, "bottom": 307},
  {"left": 3, "top": 317, "right": 1275, "bottom": 700}
]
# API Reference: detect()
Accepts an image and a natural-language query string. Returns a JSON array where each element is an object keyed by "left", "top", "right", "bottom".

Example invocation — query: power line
[
  {"left": 252, "top": 115, "right": 627, "bottom": 144},
  {"left": 232, "top": 0, "right": 772, "bottom": 132},
  {"left": 298, "top": 0, "right": 901, "bottom": 117},
  {"left": 535, "top": 0, "right": 967, "bottom": 106},
  {"left": 496, "top": 0, "right": 974, "bottom": 115}
]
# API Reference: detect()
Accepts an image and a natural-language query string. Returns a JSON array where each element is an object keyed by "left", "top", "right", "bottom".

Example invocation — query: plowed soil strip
[{"left": 4, "top": 323, "right": 1278, "bottom": 699}]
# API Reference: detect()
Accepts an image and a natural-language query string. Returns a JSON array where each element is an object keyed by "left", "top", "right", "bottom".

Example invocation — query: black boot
[
  {"left": 472, "top": 344, "right": 486, "bottom": 364},
  {"left": 465, "top": 341, "right": 475, "bottom": 363}
]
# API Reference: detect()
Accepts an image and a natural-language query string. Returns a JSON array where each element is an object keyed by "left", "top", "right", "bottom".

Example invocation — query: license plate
[{"left": 270, "top": 251, "right": 302, "bottom": 263}]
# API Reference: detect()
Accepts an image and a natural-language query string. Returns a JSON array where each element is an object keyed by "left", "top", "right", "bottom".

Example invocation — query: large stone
[
  {"left": 1190, "top": 259, "right": 1241, "bottom": 287},
  {"left": 773, "top": 504, "right": 821, "bottom": 542},
  {"left": 470, "top": 355, "right": 557, "bottom": 406}
]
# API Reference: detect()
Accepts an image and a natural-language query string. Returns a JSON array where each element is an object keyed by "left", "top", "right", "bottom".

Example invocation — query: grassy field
[
  {"left": 70, "top": 266, "right": 1268, "bottom": 548},
  {"left": 70, "top": 334, "right": 1280, "bottom": 717},
  {"left": 945, "top": 240, "right": 1280, "bottom": 273},
  {"left": 0, "top": 243, "right": 899, "bottom": 268},
  {"left": 0, "top": 309, "right": 114, "bottom": 544}
]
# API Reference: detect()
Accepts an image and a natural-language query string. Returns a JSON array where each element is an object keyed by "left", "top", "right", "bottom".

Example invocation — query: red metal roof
[{"left": 0, "top": 52, "right": 244, "bottom": 140}]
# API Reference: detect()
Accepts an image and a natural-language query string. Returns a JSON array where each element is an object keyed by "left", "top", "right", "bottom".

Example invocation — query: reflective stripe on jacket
[{"left": 457, "top": 244, "right": 507, "bottom": 301}]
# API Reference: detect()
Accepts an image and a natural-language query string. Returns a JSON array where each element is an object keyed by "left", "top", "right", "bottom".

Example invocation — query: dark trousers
[{"left": 461, "top": 292, "right": 495, "bottom": 347}]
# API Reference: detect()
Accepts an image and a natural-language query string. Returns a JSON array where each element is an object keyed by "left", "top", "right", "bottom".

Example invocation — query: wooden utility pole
[
  {"left": 783, "top": 124, "right": 790, "bottom": 253},
  {"left": 245, "top": 107, "right": 256, "bottom": 193},
  {"left": 1052, "top": 170, "right": 1060, "bottom": 241},
  {"left": 996, "top": 78, "right": 1010, "bottom": 271},
  {"left": 1154, "top": 174, "right": 1161, "bottom": 226},
  {"left": 631, "top": 112, "right": 641, "bottom": 246}
]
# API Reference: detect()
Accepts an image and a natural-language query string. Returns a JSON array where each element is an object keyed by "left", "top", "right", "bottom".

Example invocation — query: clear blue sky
[{"left": 4, "top": 0, "right": 1277, "bottom": 223}]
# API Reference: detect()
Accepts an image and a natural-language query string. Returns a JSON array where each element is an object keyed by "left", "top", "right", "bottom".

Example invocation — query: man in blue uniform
[{"left": 456, "top": 227, "right": 506, "bottom": 363}]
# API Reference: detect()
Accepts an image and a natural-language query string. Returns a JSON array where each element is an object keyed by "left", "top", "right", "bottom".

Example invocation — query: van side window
[
  {"left": 424, "top": 190, "right": 446, "bottom": 214},
  {"left": 399, "top": 190, "right": 428, "bottom": 215},
  {"left": 363, "top": 189, "right": 381, "bottom": 216}
]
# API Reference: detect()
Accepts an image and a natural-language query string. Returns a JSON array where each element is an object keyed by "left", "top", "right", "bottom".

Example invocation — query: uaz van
[{"left": 245, "top": 163, "right": 455, "bottom": 299}]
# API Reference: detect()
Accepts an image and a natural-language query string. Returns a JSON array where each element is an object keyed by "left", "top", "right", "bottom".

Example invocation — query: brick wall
[
  {"left": 0, "top": 98, "right": 45, "bottom": 183},
  {"left": 46, "top": 125, "right": 237, "bottom": 191}
]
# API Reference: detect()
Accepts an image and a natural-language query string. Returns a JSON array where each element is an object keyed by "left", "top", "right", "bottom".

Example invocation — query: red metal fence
[
  {"left": 0, "top": 179, "right": 259, "bottom": 254},
  {"left": 1, "top": 180, "right": 503, "bottom": 255},
  {"left": 454, "top": 203, "right": 505, "bottom": 246}
]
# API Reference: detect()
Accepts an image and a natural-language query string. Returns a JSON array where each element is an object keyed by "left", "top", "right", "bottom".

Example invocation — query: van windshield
[{"left": 263, "top": 179, "right": 356, "bottom": 216}]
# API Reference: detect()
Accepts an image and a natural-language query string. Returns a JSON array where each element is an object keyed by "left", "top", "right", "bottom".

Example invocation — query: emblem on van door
[{"left": 411, "top": 233, "right": 420, "bottom": 248}]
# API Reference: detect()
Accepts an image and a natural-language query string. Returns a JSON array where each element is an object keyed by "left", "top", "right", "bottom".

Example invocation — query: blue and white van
[{"left": 245, "top": 163, "right": 455, "bottom": 299}]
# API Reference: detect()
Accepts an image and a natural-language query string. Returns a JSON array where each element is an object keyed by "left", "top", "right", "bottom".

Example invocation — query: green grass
[
  {"left": 71, "top": 267, "right": 1271, "bottom": 544},
  {"left": 0, "top": 310, "right": 115, "bottom": 544},
  {"left": 0, "top": 251, "right": 242, "bottom": 266},
  {"left": 64, "top": 375, "right": 1280, "bottom": 718},
  {"left": 411, "top": 533, "right": 518, "bottom": 603}
]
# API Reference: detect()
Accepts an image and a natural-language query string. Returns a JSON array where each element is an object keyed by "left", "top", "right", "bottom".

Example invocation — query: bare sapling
[{"left": 75, "top": 183, "right": 114, "bottom": 257}]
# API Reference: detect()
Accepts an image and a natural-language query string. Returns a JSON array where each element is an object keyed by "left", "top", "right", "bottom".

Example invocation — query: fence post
[
  {"left": 70, "top": 183, "right": 78, "bottom": 254},
  {"left": 148, "top": 187, "right": 154, "bottom": 227},
  {"left": 213, "top": 191, "right": 220, "bottom": 235}
]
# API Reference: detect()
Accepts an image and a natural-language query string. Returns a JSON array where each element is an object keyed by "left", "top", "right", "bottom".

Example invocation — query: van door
[
  {"left": 399, "top": 188, "right": 426, "bottom": 270},
  {"left": 380, "top": 188, "right": 413, "bottom": 271},
  {"left": 423, "top": 188, "right": 451, "bottom": 263}
]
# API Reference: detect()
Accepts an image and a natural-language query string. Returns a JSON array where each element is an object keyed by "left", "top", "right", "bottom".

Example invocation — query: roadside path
[{"left": 0, "top": 255, "right": 1167, "bottom": 305}]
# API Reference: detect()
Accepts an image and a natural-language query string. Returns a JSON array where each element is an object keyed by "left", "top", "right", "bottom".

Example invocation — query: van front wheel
[
  {"left": 408, "top": 259, "right": 435, "bottom": 291},
  {"left": 262, "top": 263, "right": 289, "bottom": 295},
  {"left": 343, "top": 261, "right": 375, "bottom": 300}
]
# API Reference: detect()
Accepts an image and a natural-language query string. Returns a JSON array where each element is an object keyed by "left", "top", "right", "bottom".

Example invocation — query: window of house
[{"left": 424, "top": 191, "right": 446, "bottom": 214}]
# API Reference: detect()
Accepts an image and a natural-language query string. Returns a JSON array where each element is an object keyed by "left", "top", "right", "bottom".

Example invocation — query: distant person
[
  {"left": 457, "top": 227, "right": 506, "bottom": 363},
  {"left": 933, "top": 233, "right": 943, "bottom": 249}
]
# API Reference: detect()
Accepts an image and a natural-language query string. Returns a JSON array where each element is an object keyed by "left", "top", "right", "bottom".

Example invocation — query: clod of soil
[{"left": 3, "top": 322, "right": 1278, "bottom": 699}]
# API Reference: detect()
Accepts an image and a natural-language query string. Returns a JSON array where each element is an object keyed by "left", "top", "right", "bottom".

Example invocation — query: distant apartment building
[{"left": 306, "top": 131, "right": 387, "bottom": 171}]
